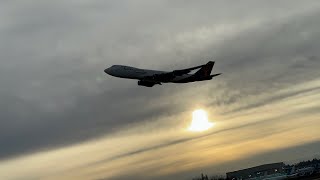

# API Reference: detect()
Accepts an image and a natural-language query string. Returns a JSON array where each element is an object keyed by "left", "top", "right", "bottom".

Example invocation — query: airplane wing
[
  {"left": 143, "top": 63, "right": 208, "bottom": 82},
  {"left": 172, "top": 65, "right": 204, "bottom": 75}
]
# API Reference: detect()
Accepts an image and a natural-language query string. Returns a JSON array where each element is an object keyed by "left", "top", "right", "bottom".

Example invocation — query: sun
[{"left": 188, "top": 109, "right": 214, "bottom": 132}]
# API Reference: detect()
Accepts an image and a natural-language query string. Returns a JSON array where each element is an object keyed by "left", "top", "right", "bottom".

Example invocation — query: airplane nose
[{"left": 104, "top": 68, "right": 111, "bottom": 74}]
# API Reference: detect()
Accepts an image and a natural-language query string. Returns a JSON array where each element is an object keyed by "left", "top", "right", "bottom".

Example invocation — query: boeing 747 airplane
[{"left": 104, "top": 61, "right": 221, "bottom": 87}]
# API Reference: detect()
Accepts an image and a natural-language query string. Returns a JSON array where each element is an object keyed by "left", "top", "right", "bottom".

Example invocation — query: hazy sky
[{"left": 1, "top": 1, "right": 320, "bottom": 179}]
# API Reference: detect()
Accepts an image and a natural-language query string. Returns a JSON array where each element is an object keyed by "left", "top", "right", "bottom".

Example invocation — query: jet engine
[{"left": 138, "top": 80, "right": 155, "bottom": 87}]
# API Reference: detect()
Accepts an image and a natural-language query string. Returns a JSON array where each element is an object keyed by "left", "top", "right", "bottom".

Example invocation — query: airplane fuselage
[
  {"left": 104, "top": 65, "right": 193, "bottom": 83},
  {"left": 104, "top": 61, "right": 221, "bottom": 87}
]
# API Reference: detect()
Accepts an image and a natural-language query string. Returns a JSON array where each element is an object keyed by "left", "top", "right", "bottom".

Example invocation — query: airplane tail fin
[{"left": 194, "top": 61, "right": 215, "bottom": 77}]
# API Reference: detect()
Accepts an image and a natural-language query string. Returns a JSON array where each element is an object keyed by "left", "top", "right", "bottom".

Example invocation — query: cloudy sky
[{"left": 1, "top": 0, "right": 320, "bottom": 179}]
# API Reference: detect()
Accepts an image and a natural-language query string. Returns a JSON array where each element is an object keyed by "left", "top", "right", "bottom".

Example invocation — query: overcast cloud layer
[{"left": 0, "top": 1, "right": 320, "bottom": 179}]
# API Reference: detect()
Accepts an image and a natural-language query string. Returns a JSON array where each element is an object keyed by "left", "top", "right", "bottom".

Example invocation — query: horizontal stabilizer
[{"left": 210, "top": 73, "right": 221, "bottom": 78}]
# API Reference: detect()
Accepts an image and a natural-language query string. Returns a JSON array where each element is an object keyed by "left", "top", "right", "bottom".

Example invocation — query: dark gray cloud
[
  {"left": 0, "top": 1, "right": 320, "bottom": 179},
  {"left": 0, "top": 87, "right": 182, "bottom": 160}
]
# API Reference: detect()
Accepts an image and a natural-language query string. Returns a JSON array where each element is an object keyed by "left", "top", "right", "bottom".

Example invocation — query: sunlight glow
[{"left": 188, "top": 109, "right": 214, "bottom": 132}]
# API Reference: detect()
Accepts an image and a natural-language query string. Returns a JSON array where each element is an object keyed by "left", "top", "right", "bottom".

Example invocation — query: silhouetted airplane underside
[{"left": 104, "top": 61, "right": 221, "bottom": 87}]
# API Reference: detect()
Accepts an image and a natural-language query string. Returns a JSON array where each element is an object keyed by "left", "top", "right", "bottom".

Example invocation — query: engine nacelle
[{"left": 138, "top": 80, "right": 155, "bottom": 87}]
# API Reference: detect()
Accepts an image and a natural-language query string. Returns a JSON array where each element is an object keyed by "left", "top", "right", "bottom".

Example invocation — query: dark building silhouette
[{"left": 226, "top": 162, "right": 285, "bottom": 180}]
